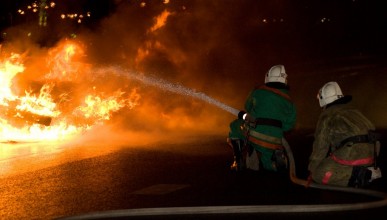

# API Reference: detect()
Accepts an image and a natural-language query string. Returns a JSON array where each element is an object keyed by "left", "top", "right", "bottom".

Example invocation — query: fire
[
  {"left": 0, "top": 40, "right": 140, "bottom": 143},
  {"left": 76, "top": 89, "right": 140, "bottom": 122},
  {"left": 0, "top": 54, "right": 24, "bottom": 103},
  {"left": 149, "top": 9, "right": 172, "bottom": 32},
  {"left": 17, "top": 84, "right": 59, "bottom": 117},
  {"left": 45, "top": 41, "right": 86, "bottom": 81},
  {"left": 135, "top": 10, "right": 172, "bottom": 67}
]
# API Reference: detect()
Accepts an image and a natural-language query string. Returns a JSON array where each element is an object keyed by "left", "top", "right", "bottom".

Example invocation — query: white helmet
[
  {"left": 317, "top": 81, "right": 344, "bottom": 107},
  {"left": 265, "top": 65, "right": 287, "bottom": 84}
]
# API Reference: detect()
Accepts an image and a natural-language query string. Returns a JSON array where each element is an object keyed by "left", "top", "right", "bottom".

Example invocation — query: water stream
[{"left": 96, "top": 66, "right": 240, "bottom": 116}]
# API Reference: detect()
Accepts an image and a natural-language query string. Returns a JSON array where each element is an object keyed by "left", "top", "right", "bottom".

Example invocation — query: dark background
[{"left": 2, "top": 0, "right": 386, "bottom": 57}]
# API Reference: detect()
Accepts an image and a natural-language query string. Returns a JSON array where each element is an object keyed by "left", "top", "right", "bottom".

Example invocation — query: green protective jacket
[
  {"left": 244, "top": 85, "right": 297, "bottom": 138},
  {"left": 308, "top": 103, "right": 376, "bottom": 186},
  {"left": 228, "top": 84, "right": 297, "bottom": 171}
]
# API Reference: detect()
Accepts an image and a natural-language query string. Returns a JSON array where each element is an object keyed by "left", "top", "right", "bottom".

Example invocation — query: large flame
[{"left": 0, "top": 40, "right": 140, "bottom": 143}]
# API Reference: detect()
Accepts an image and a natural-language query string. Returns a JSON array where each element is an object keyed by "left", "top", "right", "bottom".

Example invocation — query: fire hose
[{"left": 58, "top": 139, "right": 387, "bottom": 220}]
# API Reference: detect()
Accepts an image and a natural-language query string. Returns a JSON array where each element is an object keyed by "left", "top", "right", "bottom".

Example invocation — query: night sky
[{"left": 1, "top": 1, "right": 386, "bottom": 60}]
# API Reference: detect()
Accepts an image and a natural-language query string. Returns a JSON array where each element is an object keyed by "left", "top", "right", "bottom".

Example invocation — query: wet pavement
[{"left": 0, "top": 130, "right": 386, "bottom": 219}]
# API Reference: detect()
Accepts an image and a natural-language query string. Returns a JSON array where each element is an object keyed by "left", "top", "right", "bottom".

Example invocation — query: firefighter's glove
[{"left": 238, "top": 111, "right": 247, "bottom": 120}]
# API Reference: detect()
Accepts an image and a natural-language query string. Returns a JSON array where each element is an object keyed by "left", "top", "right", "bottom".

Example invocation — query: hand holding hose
[{"left": 238, "top": 110, "right": 256, "bottom": 122}]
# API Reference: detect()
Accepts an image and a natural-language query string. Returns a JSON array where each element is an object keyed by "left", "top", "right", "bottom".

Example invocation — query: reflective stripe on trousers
[{"left": 248, "top": 130, "right": 283, "bottom": 150}]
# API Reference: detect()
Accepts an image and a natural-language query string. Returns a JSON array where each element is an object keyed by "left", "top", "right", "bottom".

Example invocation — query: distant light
[
  {"left": 260, "top": 18, "right": 285, "bottom": 24},
  {"left": 140, "top": 2, "right": 146, "bottom": 7},
  {"left": 163, "top": 0, "right": 170, "bottom": 4},
  {"left": 320, "top": 17, "right": 330, "bottom": 23},
  {"left": 50, "top": 2, "right": 56, "bottom": 8}
]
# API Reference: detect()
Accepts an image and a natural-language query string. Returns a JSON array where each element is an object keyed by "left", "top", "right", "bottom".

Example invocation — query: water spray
[{"left": 95, "top": 66, "right": 240, "bottom": 116}]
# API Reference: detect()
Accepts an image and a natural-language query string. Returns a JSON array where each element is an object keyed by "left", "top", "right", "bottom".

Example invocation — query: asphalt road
[{"left": 0, "top": 130, "right": 386, "bottom": 220}]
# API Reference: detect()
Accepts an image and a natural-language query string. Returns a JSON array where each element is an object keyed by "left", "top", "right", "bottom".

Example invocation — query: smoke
[
  {"left": 71, "top": 1, "right": 265, "bottom": 138},
  {"left": 2, "top": 0, "right": 386, "bottom": 147}
]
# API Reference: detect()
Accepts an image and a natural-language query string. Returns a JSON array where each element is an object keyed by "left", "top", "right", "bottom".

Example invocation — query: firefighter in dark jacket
[
  {"left": 308, "top": 81, "right": 382, "bottom": 187},
  {"left": 228, "top": 65, "right": 297, "bottom": 172}
]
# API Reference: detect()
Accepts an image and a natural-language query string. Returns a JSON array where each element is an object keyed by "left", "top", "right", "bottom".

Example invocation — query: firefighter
[
  {"left": 308, "top": 81, "right": 382, "bottom": 187},
  {"left": 227, "top": 64, "right": 297, "bottom": 172}
]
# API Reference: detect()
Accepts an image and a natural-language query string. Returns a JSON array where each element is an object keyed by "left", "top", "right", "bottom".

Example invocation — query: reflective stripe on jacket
[{"left": 330, "top": 153, "right": 374, "bottom": 166}]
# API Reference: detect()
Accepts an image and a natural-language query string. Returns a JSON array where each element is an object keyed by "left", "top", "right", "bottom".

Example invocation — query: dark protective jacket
[{"left": 308, "top": 103, "right": 376, "bottom": 186}]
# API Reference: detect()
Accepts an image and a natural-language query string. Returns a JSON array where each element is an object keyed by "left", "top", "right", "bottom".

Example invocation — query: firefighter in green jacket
[
  {"left": 228, "top": 64, "right": 297, "bottom": 172},
  {"left": 308, "top": 81, "right": 382, "bottom": 187}
]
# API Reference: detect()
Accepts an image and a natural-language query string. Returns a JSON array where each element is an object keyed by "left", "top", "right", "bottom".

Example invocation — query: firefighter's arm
[
  {"left": 282, "top": 103, "right": 297, "bottom": 132},
  {"left": 308, "top": 117, "right": 331, "bottom": 173}
]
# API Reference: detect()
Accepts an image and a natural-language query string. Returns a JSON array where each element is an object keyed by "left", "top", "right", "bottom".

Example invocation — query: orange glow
[
  {"left": 135, "top": 9, "right": 172, "bottom": 67},
  {"left": 0, "top": 40, "right": 140, "bottom": 143},
  {"left": 149, "top": 10, "right": 172, "bottom": 32},
  {"left": 0, "top": 54, "right": 24, "bottom": 103}
]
